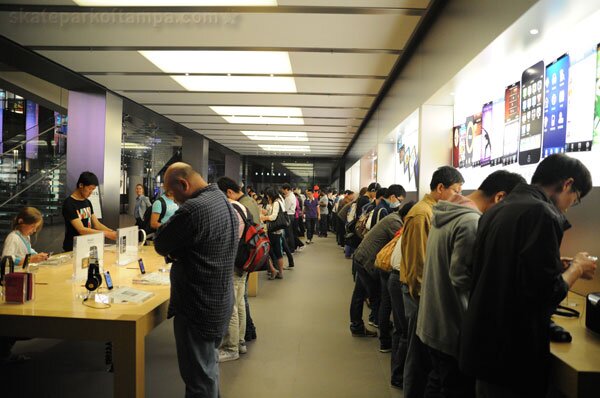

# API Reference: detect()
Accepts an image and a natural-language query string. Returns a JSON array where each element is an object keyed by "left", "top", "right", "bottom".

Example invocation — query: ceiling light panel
[
  {"left": 242, "top": 131, "right": 308, "bottom": 141},
  {"left": 259, "top": 145, "right": 310, "bottom": 152},
  {"left": 139, "top": 51, "right": 292, "bottom": 75},
  {"left": 210, "top": 106, "right": 303, "bottom": 118},
  {"left": 222, "top": 116, "right": 304, "bottom": 125},
  {"left": 76, "top": 1, "right": 276, "bottom": 6},
  {"left": 172, "top": 75, "right": 296, "bottom": 93}
]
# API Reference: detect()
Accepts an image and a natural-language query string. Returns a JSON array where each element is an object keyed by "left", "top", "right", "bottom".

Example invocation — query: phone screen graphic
[
  {"left": 104, "top": 271, "right": 114, "bottom": 290},
  {"left": 519, "top": 60, "right": 545, "bottom": 165},
  {"left": 543, "top": 54, "right": 570, "bottom": 157}
]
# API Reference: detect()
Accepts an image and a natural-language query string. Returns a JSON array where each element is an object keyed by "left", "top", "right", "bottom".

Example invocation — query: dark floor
[{"left": 1, "top": 234, "right": 402, "bottom": 398}]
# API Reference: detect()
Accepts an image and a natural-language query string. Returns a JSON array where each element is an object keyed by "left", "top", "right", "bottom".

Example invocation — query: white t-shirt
[
  {"left": 284, "top": 192, "right": 297, "bottom": 215},
  {"left": 2, "top": 230, "right": 37, "bottom": 265}
]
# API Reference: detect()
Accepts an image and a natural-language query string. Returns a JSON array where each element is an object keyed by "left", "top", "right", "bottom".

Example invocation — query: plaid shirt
[{"left": 154, "top": 184, "right": 239, "bottom": 339}]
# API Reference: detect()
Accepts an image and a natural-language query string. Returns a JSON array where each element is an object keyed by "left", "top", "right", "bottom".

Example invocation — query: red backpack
[{"left": 232, "top": 204, "right": 271, "bottom": 273}]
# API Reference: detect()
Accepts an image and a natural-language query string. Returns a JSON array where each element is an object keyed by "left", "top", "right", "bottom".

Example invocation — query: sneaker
[
  {"left": 379, "top": 344, "right": 392, "bottom": 353},
  {"left": 218, "top": 350, "right": 239, "bottom": 363},
  {"left": 239, "top": 342, "right": 247, "bottom": 354},
  {"left": 368, "top": 320, "right": 379, "bottom": 329},
  {"left": 306, "top": 239, "right": 311, "bottom": 244},
  {"left": 283, "top": 265, "right": 294, "bottom": 270},
  {"left": 351, "top": 328, "right": 378, "bottom": 338}
]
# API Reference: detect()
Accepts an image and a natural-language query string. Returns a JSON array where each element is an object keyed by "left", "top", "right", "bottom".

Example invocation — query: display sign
[
  {"left": 452, "top": 124, "right": 461, "bottom": 168},
  {"left": 116, "top": 226, "right": 140, "bottom": 266},
  {"left": 480, "top": 102, "right": 493, "bottom": 166},
  {"left": 503, "top": 82, "right": 521, "bottom": 165},
  {"left": 89, "top": 187, "right": 103, "bottom": 219},
  {"left": 72, "top": 233, "right": 104, "bottom": 281},
  {"left": 519, "top": 60, "right": 545, "bottom": 165},
  {"left": 395, "top": 114, "right": 419, "bottom": 192},
  {"left": 543, "top": 54, "right": 570, "bottom": 157},
  {"left": 566, "top": 47, "right": 595, "bottom": 152}
]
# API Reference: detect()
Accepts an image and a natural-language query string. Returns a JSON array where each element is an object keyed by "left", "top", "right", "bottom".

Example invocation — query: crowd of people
[{"left": 1, "top": 154, "right": 598, "bottom": 398}]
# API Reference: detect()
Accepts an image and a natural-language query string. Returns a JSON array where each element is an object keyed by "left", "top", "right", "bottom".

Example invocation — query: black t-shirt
[{"left": 62, "top": 196, "right": 94, "bottom": 251}]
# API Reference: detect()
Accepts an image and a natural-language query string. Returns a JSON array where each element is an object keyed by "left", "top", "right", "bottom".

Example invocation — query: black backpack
[{"left": 142, "top": 196, "right": 167, "bottom": 234}]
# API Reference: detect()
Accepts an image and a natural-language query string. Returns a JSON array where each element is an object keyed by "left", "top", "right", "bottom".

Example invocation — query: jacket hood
[{"left": 432, "top": 194, "right": 481, "bottom": 228}]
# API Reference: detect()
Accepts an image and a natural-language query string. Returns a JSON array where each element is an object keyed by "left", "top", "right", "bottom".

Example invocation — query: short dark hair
[
  {"left": 264, "top": 187, "right": 279, "bottom": 202},
  {"left": 478, "top": 170, "right": 526, "bottom": 197},
  {"left": 344, "top": 190, "right": 353, "bottom": 195},
  {"left": 429, "top": 166, "right": 464, "bottom": 191},
  {"left": 77, "top": 171, "right": 99, "bottom": 187},
  {"left": 217, "top": 177, "right": 242, "bottom": 194},
  {"left": 387, "top": 184, "right": 407, "bottom": 199},
  {"left": 359, "top": 187, "right": 368, "bottom": 196},
  {"left": 398, "top": 200, "right": 416, "bottom": 221},
  {"left": 306, "top": 188, "right": 313, "bottom": 193},
  {"left": 282, "top": 183, "right": 291, "bottom": 191},
  {"left": 376, "top": 187, "right": 388, "bottom": 199},
  {"left": 368, "top": 182, "right": 381, "bottom": 192},
  {"left": 531, "top": 154, "right": 592, "bottom": 198}
]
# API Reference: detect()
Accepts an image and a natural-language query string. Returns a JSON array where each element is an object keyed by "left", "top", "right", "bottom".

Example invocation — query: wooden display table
[
  {"left": 0, "top": 247, "right": 170, "bottom": 398},
  {"left": 551, "top": 292, "right": 600, "bottom": 398}
]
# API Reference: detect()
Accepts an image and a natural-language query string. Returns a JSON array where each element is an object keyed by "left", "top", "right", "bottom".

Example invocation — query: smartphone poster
[
  {"left": 566, "top": 47, "right": 595, "bottom": 152},
  {"left": 452, "top": 125, "right": 461, "bottom": 168},
  {"left": 543, "top": 54, "right": 570, "bottom": 157},
  {"left": 519, "top": 60, "right": 544, "bottom": 165},
  {"left": 480, "top": 102, "right": 493, "bottom": 166},
  {"left": 459, "top": 123, "right": 467, "bottom": 168},
  {"left": 491, "top": 98, "right": 505, "bottom": 166},
  {"left": 504, "top": 82, "right": 520, "bottom": 165},
  {"left": 465, "top": 116, "right": 474, "bottom": 167},
  {"left": 471, "top": 112, "right": 483, "bottom": 167},
  {"left": 593, "top": 43, "right": 600, "bottom": 147}
]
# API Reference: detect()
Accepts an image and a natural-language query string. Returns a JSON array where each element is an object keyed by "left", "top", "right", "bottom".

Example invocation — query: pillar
[
  {"left": 418, "top": 104, "right": 453, "bottom": 198},
  {"left": 66, "top": 91, "right": 122, "bottom": 229},
  {"left": 224, "top": 153, "right": 241, "bottom": 183},
  {"left": 182, "top": 134, "right": 209, "bottom": 178}
]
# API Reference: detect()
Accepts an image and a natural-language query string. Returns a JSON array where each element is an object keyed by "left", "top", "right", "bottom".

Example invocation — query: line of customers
[{"left": 338, "top": 154, "right": 597, "bottom": 398}]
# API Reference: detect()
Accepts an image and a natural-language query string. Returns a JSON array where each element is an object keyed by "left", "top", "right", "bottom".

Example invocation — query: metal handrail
[
  {"left": 0, "top": 125, "right": 58, "bottom": 157},
  {"left": 0, "top": 158, "right": 66, "bottom": 208}
]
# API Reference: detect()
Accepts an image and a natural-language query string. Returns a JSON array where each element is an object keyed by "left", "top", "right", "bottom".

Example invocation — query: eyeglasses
[{"left": 573, "top": 190, "right": 581, "bottom": 207}]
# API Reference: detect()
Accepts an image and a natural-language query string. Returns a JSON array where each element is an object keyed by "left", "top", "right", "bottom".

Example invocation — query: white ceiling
[{"left": 0, "top": 0, "right": 433, "bottom": 157}]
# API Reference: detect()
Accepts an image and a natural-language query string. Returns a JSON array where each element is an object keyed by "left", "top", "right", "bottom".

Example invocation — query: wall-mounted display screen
[
  {"left": 519, "top": 60, "right": 545, "bottom": 165},
  {"left": 503, "top": 82, "right": 520, "bottom": 165},
  {"left": 395, "top": 116, "right": 419, "bottom": 192},
  {"left": 566, "top": 47, "right": 596, "bottom": 152},
  {"left": 480, "top": 102, "right": 492, "bottom": 166},
  {"left": 543, "top": 54, "right": 570, "bottom": 157}
]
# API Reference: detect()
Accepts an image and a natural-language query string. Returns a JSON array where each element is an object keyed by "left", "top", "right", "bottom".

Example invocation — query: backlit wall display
[
  {"left": 594, "top": 43, "right": 600, "bottom": 147},
  {"left": 464, "top": 115, "right": 474, "bottom": 167},
  {"left": 490, "top": 98, "right": 505, "bottom": 166},
  {"left": 519, "top": 60, "right": 544, "bottom": 165},
  {"left": 480, "top": 102, "right": 492, "bottom": 166},
  {"left": 543, "top": 54, "right": 569, "bottom": 157},
  {"left": 395, "top": 116, "right": 419, "bottom": 192},
  {"left": 503, "top": 82, "right": 520, "bottom": 165},
  {"left": 566, "top": 47, "right": 595, "bottom": 152},
  {"left": 452, "top": 124, "right": 460, "bottom": 168},
  {"left": 25, "top": 100, "right": 38, "bottom": 160},
  {"left": 471, "top": 112, "right": 483, "bottom": 167},
  {"left": 458, "top": 123, "right": 466, "bottom": 168}
]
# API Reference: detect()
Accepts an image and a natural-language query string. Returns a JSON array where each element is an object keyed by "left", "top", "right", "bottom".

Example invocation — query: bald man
[{"left": 154, "top": 162, "right": 239, "bottom": 398}]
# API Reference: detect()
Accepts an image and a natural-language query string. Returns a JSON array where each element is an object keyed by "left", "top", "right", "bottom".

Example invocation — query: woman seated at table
[{"left": 0, "top": 206, "right": 49, "bottom": 364}]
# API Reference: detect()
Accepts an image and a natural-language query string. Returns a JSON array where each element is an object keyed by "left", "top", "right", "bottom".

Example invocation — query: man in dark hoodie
[
  {"left": 460, "top": 154, "right": 597, "bottom": 398},
  {"left": 416, "top": 170, "right": 526, "bottom": 397}
]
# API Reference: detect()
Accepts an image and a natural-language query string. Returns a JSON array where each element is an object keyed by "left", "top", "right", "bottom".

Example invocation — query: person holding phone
[{"left": 62, "top": 171, "right": 116, "bottom": 252}]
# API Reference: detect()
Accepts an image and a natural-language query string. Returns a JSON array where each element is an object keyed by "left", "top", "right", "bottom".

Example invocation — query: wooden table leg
[{"left": 112, "top": 321, "right": 145, "bottom": 398}]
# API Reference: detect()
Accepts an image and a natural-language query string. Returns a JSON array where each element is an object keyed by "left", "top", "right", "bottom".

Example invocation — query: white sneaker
[
  {"left": 239, "top": 342, "right": 247, "bottom": 354},
  {"left": 218, "top": 349, "right": 239, "bottom": 362}
]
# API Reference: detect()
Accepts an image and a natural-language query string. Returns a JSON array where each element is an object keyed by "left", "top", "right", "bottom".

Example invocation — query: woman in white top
[
  {"left": 260, "top": 187, "right": 285, "bottom": 279},
  {"left": 2, "top": 207, "right": 49, "bottom": 266}
]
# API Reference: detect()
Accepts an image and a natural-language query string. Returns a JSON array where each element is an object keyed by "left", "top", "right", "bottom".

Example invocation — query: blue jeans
[
  {"left": 389, "top": 271, "right": 408, "bottom": 385},
  {"left": 173, "top": 316, "right": 221, "bottom": 398}
]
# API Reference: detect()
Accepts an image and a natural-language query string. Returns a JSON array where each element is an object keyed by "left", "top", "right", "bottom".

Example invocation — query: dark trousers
[
  {"left": 336, "top": 217, "right": 345, "bottom": 246},
  {"left": 378, "top": 269, "right": 392, "bottom": 346},
  {"left": 0, "top": 337, "right": 18, "bottom": 358},
  {"left": 285, "top": 215, "right": 296, "bottom": 253},
  {"left": 427, "top": 346, "right": 474, "bottom": 398},
  {"left": 475, "top": 380, "right": 523, "bottom": 398},
  {"left": 292, "top": 217, "right": 304, "bottom": 248},
  {"left": 319, "top": 216, "right": 328, "bottom": 237},
  {"left": 306, "top": 218, "right": 316, "bottom": 241},
  {"left": 298, "top": 216, "right": 306, "bottom": 237},
  {"left": 173, "top": 315, "right": 221, "bottom": 398},
  {"left": 389, "top": 271, "right": 408, "bottom": 385},
  {"left": 402, "top": 285, "right": 437, "bottom": 398},
  {"left": 281, "top": 230, "right": 295, "bottom": 267},
  {"left": 244, "top": 274, "right": 256, "bottom": 339},
  {"left": 350, "top": 263, "right": 381, "bottom": 331}
]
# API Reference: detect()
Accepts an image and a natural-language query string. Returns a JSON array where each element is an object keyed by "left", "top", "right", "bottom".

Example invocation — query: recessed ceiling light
[
  {"left": 259, "top": 145, "right": 310, "bottom": 152},
  {"left": 242, "top": 131, "right": 308, "bottom": 141},
  {"left": 172, "top": 75, "right": 296, "bottom": 93},
  {"left": 529, "top": 28, "right": 539, "bottom": 35},
  {"left": 77, "top": 0, "right": 275, "bottom": 4},
  {"left": 139, "top": 50, "right": 292, "bottom": 74},
  {"left": 210, "top": 106, "right": 303, "bottom": 118},
  {"left": 223, "top": 116, "right": 304, "bottom": 125}
]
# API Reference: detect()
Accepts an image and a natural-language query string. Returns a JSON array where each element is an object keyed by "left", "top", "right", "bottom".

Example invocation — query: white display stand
[
  {"left": 116, "top": 226, "right": 140, "bottom": 266},
  {"left": 72, "top": 233, "right": 104, "bottom": 281},
  {"left": 89, "top": 187, "right": 102, "bottom": 219}
]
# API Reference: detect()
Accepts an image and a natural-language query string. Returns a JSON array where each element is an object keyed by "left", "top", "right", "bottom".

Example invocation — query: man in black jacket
[{"left": 459, "top": 154, "right": 597, "bottom": 398}]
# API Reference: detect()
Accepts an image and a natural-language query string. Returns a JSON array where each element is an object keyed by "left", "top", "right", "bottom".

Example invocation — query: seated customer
[
  {"left": 62, "top": 171, "right": 116, "bottom": 252},
  {"left": 1, "top": 207, "right": 50, "bottom": 363}
]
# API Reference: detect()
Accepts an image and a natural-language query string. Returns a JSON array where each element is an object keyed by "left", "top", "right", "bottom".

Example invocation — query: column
[
  {"left": 224, "top": 153, "right": 241, "bottom": 182},
  {"left": 182, "top": 134, "right": 209, "bottom": 178},
  {"left": 66, "top": 91, "right": 122, "bottom": 229},
  {"left": 418, "top": 104, "right": 453, "bottom": 198}
]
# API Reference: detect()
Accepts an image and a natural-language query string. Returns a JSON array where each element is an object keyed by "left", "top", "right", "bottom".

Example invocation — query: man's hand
[
  {"left": 104, "top": 230, "right": 117, "bottom": 241},
  {"left": 572, "top": 252, "right": 597, "bottom": 280}
]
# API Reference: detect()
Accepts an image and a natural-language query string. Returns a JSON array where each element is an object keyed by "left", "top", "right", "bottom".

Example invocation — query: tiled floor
[{"left": 2, "top": 234, "right": 402, "bottom": 398}]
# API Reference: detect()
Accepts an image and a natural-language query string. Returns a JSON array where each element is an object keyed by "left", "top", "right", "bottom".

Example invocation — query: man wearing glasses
[{"left": 460, "top": 154, "right": 597, "bottom": 398}]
